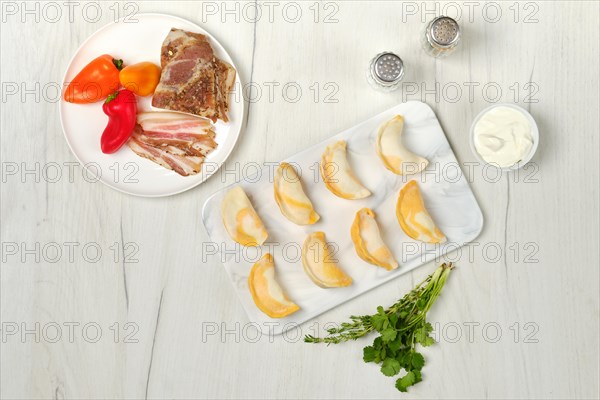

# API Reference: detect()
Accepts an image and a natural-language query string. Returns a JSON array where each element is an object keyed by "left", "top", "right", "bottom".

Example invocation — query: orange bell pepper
[
  {"left": 64, "top": 55, "right": 123, "bottom": 104},
  {"left": 119, "top": 62, "right": 162, "bottom": 97}
]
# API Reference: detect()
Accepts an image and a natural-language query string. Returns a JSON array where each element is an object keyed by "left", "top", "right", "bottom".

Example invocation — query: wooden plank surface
[{"left": 1, "top": 1, "right": 598, "bottom": 399}]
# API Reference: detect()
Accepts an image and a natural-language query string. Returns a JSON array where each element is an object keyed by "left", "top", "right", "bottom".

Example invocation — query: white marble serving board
[{"left": 202, "top": 101, "right": 483, "bottom": 335}]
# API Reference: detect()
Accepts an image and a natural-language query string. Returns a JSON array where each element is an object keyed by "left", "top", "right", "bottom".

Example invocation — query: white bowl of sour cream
[{"left": 469, "top": 104, "right": 539, "bottom": 171}]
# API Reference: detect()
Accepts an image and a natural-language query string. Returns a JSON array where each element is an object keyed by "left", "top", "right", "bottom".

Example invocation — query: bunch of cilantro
[{"left": 305, "top": 263, "right": 453, "bottom": 393}]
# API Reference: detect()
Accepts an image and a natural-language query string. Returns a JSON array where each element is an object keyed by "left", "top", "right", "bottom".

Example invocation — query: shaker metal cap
[
  {"left": 429, "top": 16, "right": 460, "bottom": 47},
  {"left": 372, "top": 52, "right": 404, "bottom": 83}
]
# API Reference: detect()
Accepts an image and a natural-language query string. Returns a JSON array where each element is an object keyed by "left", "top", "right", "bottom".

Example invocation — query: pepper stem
[
  {"left": 105, "top": 92, "right": 119, "bottom": 104},
  {"left": 113, "top": 58, "right": 124, "bottom": 71}
]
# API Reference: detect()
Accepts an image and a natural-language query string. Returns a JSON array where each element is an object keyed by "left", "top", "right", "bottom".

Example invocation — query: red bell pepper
[{"left": 100, "top": 90, "right": 137, "bottom": 154}]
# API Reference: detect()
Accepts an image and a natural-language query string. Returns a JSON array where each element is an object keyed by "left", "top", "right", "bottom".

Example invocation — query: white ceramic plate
[
  {"left": 202, "top": 101, "right": 484, "bottom": 335},
  {"left": 60, "top": 13, "right": 244, "bottom": 197}
]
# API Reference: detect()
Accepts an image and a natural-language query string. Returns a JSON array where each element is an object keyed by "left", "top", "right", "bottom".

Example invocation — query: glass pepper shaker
[
  {"left": 367, "top": 52, "right": 404, "bottom": 92},
  {"left": 421, "top": 16, "right": 461, "bottom": 58}
]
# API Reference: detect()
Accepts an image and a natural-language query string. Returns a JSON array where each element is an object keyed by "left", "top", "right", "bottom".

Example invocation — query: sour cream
[{"left": 473, "top": 106, "right": 534, "bottom": 168}]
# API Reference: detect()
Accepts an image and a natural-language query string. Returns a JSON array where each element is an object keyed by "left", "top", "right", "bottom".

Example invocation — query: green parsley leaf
[
  {"left": 424, "top": 322, "right": 433, "bottom": 333},
  {"left": 389, "top": 313, "right": 398, "bottom": 326},
  {"left": 387, "top": 335, "right": 402, "bottom": 353},
  {"left": 413, "top": 369, "right": 422, "bottom": 383},
  {"left": 373, "top": 337, "right": 383, "bottom": 350},
  {"left": 381, "top": 358, "right": 401, "bottom": 377},
  {"left": 395, "top": 371, "right": 416, "bottom": 392},
  {"left": 379, "top": 347, "right": 386, "bottom": 362},
  {"left": 397, "top": 348, "right": 410, "bottom": 363},
  {"left": 370, "top": 314, "right": 387, "bottom": 332},
  {"left": 411, "top": 352, "right": 425, "bottom": 370},
  {"left": 363, "top": 346, "right": 377, "bottom": 362},
  {"left": 415, "top": 325, "right": 436, "bottom": 347},
  {"left": 422, "top": 335, "right": 435, "bottom": 347},
  {"left": 380, "top": 327, "right": 397, "bottom": 343}
]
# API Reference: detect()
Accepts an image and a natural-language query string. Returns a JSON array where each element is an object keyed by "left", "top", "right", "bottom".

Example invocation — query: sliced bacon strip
[
  {"left": 127, "top": 112, "right": 218, "bottom": 177},
  {"left": 137, "top": 111, "right": 214, "bottom": 134},
  {"left": 129, "top": 133, "right": 202, "bottom": 177},
  {"left": 134, "top": 132, "right": 216, "bottom": 157},
  {"left": 135, "top": 112, "right": 217, "bottom": 157}
]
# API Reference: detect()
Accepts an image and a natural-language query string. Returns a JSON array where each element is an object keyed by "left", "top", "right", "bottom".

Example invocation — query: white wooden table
[{"left": 1, "top": 1, "right": 599, "bottom": 399}]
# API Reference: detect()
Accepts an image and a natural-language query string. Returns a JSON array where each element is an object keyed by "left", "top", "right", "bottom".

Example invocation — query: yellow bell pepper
[{"left": 119, "top": 62, "right": 161, "bottom": 97}]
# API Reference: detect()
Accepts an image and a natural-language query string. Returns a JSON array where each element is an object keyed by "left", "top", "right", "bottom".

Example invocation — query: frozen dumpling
[
  {"left": 396, "top": 180, "right": 446, "bottom": 244},
  {"left": 351, "top": 208, "right": 398, "bottom": 270},
  {"left": 320, "top": 141, "right": 371, "bottom": 199},
  {"left": 248, "top": 253, "right": 300, "bottom": 318},
  {"left": 221, "top": 186, "right": 268, "bottom": 246},
  {"left": 376, "top": 115, "right": 428, "bottom": 175},
  {"left": 274, "top": 162, "right": 320, "bottom": 225},
  {"left": 302, "top": 232, "right": 352, "bottom": 288}
]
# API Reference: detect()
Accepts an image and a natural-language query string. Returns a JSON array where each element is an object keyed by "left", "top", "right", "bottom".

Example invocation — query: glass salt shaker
[
  {"left": 367, "top": 52, "right": 404, "bottom": 92},
  {"left": 421, "top": 16, "right": 461, "bottom": 58}
]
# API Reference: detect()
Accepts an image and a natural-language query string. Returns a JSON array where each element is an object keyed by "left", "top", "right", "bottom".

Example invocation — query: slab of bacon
[
  {"left": 127, "top": 112, "right": 218, "bottom": 177},
  {"left": 152, "top": 28, "right": 236, "bottom": 123}
]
